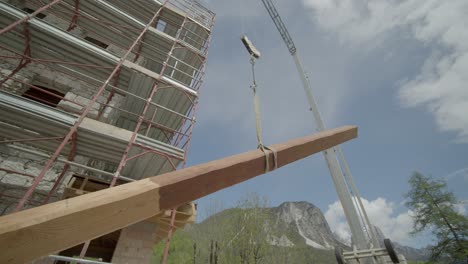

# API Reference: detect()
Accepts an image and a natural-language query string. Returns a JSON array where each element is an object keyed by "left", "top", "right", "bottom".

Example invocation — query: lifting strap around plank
[{"left": 249, "top": 55, "right": 278, "bottom": 172}]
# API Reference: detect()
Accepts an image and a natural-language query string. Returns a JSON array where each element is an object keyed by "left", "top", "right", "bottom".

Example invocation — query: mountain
[
  {"left": 268, "top": 201, "right": 343, "bottom": 250},
  {"left": 394, "top": 244, "right": 430, "bottom": 261},
  {"left": 373, "top": 225, "right": 430, "bottom": 261},
  {"left": 269, "top": 201, "right": 430, "bottom": 261},
  {"left": 154, "top": 201, "right": 429, "bottom": 263}
]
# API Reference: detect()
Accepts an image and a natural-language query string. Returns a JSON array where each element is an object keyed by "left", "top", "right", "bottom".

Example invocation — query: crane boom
[
  {"left": 260, "top": 0, "right": 381, "bottom": 260},
  {"left": 261, "top": 0, "right": 296, "bottom": 55}
]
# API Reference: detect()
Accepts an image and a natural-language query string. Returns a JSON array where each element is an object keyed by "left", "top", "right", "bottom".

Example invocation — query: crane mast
[{"left": 260, "top": 0, "right": 380, "bottom": 257}]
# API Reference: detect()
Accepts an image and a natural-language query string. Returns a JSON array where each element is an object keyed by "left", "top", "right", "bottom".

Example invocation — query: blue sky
[{"left": 185, "top": 0, "right": 468, "bottom": 248}]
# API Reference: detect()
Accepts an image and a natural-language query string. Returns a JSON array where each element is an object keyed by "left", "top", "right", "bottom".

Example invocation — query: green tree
[
  {"left": 221, "top": 193, "right": 271, "bottom": 264},
  {"left": 405, "top": 172, "right": 468, "bottom": 263}
]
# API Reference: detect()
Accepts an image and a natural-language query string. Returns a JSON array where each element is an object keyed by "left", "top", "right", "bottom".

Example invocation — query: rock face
[
  {"left": 268, "top": 201, "right": 429, "bottom": 260},
  {"left": 269, "top": 201, "right": 340, "bottom": 250}
]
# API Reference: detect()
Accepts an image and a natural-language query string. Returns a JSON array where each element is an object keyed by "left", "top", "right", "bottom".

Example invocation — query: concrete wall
[
  {"left": 112, "top": 221, "right": 159, "bottom": 264},
  {"left": 0, "top": 144, "right": 75, "bottom": 214},
  {"left": 0, "top": 4, "right": 125, "bottom": 214}
]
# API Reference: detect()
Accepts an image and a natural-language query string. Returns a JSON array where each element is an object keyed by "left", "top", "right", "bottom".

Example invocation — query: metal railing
[{"left": 167, "top": 0, "right": 215, "bottom": 29}]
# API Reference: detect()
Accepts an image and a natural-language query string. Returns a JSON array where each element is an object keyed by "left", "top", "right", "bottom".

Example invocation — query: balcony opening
[
  {"left": 84, "top": 36, "right": 109, "bottom": 49},
  {"left": 22, "top": 85, "right": 64, "bottom": 108},
  {"left": 22, "top": 8, "right": 47, "bottom": 19}
]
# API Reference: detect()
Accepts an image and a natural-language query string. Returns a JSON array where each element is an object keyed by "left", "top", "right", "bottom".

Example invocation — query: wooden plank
[
  {"left": 145, "top": 203, "right": 196, "bottom": 224},
  {"left": 0, "top": 126, "right": 357, "bottom": 263}
]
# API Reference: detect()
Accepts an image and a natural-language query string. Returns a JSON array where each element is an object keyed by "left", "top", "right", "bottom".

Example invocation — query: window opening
[
  {"left": 22, "top": 8, "right": 47, "bottom": 19},
  {"left": 22, "top": 85, "right": 65, "bottom": 107},
  {"left": 84, "top": 36, "right": 109, "bottom": 49}
]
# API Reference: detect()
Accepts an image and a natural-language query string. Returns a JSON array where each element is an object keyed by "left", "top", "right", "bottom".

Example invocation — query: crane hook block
[{"left": 241, "top": 35, "right": 261, "bottom": 59}]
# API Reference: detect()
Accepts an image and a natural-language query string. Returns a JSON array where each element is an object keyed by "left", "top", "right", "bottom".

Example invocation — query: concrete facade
[{"left": 0, "top": 0, "right": 213, "bottom": 262}]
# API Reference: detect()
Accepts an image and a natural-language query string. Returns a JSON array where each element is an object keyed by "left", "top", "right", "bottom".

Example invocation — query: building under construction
[{"left": 0, "top": 0, "right": 214, "bottom": 262}]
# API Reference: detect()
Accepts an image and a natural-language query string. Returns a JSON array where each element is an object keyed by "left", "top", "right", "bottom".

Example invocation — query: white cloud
[
  {"left": 303, "top": 0, "right": 468, "bottom": 142},
  {"left": 325, "top": 199, "right": 354, "bottom": 244},
  {"left": 454, "top": 201, "right": 467, "bottom": 215},
  {"left": 443, "top": 167, "right": 468, "bottom": 182},
  {"left": 325, "top": 197, "right": 415, "bottom": 246}
]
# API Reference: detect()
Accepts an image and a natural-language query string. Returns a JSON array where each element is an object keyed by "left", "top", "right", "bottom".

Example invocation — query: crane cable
[{"left": 249, "top": 55, "right": 277, "bottom": 173}]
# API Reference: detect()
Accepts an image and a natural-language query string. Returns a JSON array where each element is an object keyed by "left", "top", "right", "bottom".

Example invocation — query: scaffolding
[{"left": 0, "top": 0, "right": 214, "bottom": 261}]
